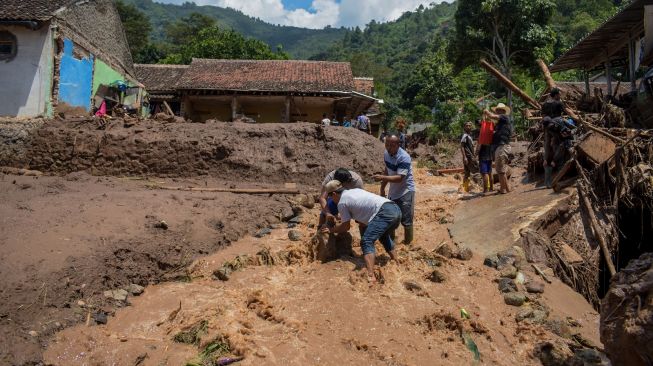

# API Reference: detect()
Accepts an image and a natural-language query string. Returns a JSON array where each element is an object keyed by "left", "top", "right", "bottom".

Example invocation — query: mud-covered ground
[
  {"left": 0, "top": 173, "right": 315, "bottom": 365},
  {"left": 41, "top": 170, "right": 602, "bottom": 366}
]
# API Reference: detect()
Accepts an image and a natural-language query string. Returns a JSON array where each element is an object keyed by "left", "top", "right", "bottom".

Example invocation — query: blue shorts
[{"left": 479, "top": 160, "right": 492, "bottom": 174}]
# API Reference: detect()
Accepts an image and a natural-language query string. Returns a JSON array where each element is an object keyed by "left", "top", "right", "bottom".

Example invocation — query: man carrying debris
[
  {"left": 541, "top": 88, "right": 573, "bottom": 188},
  {"left": 321, "top": 180, "right": 400, "bottom": 283},
  {"left": 357, "top": 112, "right": 371, "bottom": 134},
  {"left": 318, "top": 168, "right": 365, "bottom": 230},
  {"left": 484, "top": 103, "right": 513, "bottom": 194},
  {"left": 373, "top": 135, "right": 416, "bottom": 244},
  {"left": 460, "top": 121, "right": 477, "bottom": 193}
]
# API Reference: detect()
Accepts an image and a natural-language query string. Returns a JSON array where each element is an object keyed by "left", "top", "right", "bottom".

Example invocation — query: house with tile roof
[
  {"left": 134, "top": 64, "right": 189, "bottom": 115},
  {"left": 0, "top": 0, "right": 144, "bottom": 117},
  {"left": 139, "top": 58, "right": 382, "bottom": 124}
]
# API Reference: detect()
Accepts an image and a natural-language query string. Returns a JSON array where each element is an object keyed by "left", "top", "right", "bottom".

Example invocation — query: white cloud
[{"left": 158, "top": 0, "right": 446, "bottom": 29}]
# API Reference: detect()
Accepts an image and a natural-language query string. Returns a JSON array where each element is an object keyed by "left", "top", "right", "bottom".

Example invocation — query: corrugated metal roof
[{"left": 551, "top": 0, "right": 653, "bottom": 72}]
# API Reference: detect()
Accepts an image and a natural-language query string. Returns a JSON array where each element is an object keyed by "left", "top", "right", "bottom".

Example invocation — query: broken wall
[
  {"left": 0, "top": 25, "right": 53, "bottom": 117},
  {"left": 57, "top": 38, "right": 94, "bottom": 112}
]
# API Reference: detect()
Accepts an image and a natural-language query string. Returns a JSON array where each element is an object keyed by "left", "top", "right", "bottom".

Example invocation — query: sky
[{"left": 156, "top": 0, "right": 447, "bottom": 29}]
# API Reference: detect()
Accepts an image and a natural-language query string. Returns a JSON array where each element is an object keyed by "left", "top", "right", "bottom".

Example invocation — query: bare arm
[
  {"left": 483, "top": 109, "right": 499, "bottom": 121},
  {"left": 319, "top": 189, "right": 328, "bottom": 211},
  {"left": 322, "top": 220, "right": 351, "bottom": 234}
]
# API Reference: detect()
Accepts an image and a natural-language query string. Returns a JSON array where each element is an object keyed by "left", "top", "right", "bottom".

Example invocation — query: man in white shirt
[
  {"left": 321, "top": 113, "right": 331, "bottom": 128},
  {"left": 321, "top": 180, "right": 401, "bottom": 283}
]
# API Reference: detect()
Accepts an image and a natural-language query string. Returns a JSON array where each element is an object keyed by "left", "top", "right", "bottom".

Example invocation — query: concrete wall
[
  {"left": 58, "top": 38, "right": 94, "bottom": 111},
  {"left": 0, "top": 25, "right": 53, "bottom": 117}
]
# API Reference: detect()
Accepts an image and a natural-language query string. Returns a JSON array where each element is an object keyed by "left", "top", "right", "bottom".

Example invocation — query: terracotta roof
[
  {"left": 134, "top": 64, "right": 189, "bottom": 93},
  {"left": 353, "top": 77, "right": 374, "bottom": 95},
  {"left": 177, "top": 59, "right": 355, "bottom": 93},
  {"left": 0, "top": 0, "right": 73, "bottom": 21}
]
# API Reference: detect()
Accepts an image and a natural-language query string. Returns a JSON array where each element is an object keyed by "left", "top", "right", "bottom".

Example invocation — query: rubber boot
[
  {"left": 544, "top": 166, "right": 553, "bottom": 188},
  {"left": 403, "top": 226, "right": 414, "bottom": 245},
  {"left": 463, "top": 179, "right": 470, "bottom": 193},
  {"left": 483, "top": 175, "right": 490, "bottom": 192}
]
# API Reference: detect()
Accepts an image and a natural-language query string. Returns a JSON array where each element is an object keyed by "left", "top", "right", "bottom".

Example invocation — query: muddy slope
[
  {"left": 0, "top": 173, "right": 303, "bottom": 365},
  {"left": 4, "top": 119, "right": 385, "bottom": 183}
]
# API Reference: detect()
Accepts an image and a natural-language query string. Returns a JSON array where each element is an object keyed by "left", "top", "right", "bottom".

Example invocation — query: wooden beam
[
  {"left": 479, "top": 59, "right": 541, "bottom": 109},
  {"left": 147, "top": 185, "right": 300, "bottom": 195}
]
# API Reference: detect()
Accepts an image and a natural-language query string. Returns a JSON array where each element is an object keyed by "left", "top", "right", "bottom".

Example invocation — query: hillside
[{"left": 122, "top": 0, "right": 346, "bottom": 59}]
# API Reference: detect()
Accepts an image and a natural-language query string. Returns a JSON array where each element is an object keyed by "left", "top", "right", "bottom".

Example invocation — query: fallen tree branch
[
  {"left": 531, "top": 264, "right": 552, "bottom": 284},
  {"left": 147, "top": 185, "right": 300, "bottom": 195},
  {"left": 480, "top": 59, "right": 541, "bottom": 109}
]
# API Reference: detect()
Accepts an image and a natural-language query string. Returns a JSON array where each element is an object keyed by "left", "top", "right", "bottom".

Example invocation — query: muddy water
[{"left": 44, "top": 172, "right": 601, "bottom": 366}]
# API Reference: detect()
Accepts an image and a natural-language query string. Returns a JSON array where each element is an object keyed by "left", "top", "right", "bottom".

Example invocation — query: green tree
[
  {"left": 165, "top": 13, "right": 216, "bottom": 48},
  {"left": 115, "top": 0, "right": 152, "bottom": 61},
  {"left": 402, "top": 45, "right": 459, "bottom": 110},
  {"left": 162, "top": 26, "right": 289, "bottom": 64},
  {"left": 451, "top": 0, "right": 556, "bottom": 106}
]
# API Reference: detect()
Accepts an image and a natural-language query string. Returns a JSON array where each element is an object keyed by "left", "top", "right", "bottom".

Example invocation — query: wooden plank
[
  {"left": 577, "top": 133, "right": 617, "bottom": 164},
  {"left": 162, "top": 101, "right": 174, "bottom": 116},
  {"left": 148, "top": 185, "right": 300, "bottom": 195},
  {"left": 436, "top": 167, "right": 465, "bottom": 174}
]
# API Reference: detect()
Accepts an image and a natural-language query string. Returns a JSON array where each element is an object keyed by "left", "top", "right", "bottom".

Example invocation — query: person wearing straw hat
[
  {"left": 321, "top": 180, "right": 401, "bottom": 283},
  {"left": 484, "top": 103, "right": 513, "bottom": 194}
]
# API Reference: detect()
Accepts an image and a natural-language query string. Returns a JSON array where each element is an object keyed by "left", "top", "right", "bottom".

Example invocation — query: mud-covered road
[{"left": 38, "top": 169, "right": 602, "bottom": 366}]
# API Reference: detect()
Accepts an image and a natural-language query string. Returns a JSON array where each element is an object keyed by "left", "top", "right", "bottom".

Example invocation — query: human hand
[
  {"left": 380, "top": 188, "right": 386, "bottom": 197},
  {"left": 320, "top": 226, "right": 331, "bottom": 234},
  {"left": 325, "top": 213, "right": 336, "bottom": 224},
  {"left": 372, "top": 174, "right": 384, "bottom": 182}
]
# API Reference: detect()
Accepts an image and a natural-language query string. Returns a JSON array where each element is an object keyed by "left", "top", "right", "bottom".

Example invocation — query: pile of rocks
[{"left": 484, "top": 246, "right": 547, "bottom": 318}]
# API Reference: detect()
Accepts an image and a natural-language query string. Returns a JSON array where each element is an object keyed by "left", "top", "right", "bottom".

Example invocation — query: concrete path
[{"left": 449, "top": 177, "right": 570, "bottom": 257}]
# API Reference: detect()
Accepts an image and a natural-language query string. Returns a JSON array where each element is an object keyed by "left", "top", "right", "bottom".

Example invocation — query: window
[{"left": 0, "top": 31, "right": 17, "bottom": 61}]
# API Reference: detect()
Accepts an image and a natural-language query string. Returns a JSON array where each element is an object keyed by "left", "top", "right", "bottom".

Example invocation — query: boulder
[
  {"left": 504, "top": 293, "right": 526, "bottom": 306},
  {"left": 498, "top": 278, "right": 517, "bottom": 293},
  {"left": 526, "top": 281, "right": 545, "bottom": 294},
  {"left": 288, "top": 230, "right": 302, "bottom": 241}
]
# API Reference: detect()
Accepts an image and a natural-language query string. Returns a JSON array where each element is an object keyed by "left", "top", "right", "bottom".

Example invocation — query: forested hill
[
  {"left": 121, "top": 0, "right": 346, "bottom": 59},
  {"left": 309, "top": 2, "right": 457, "bottom": 102}
]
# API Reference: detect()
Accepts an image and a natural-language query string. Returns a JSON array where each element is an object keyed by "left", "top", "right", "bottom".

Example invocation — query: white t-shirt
[
  {"left": 337, "top": 188, "right": 391, "bottom": 224},
  {"left": 321, "top": 170, "right": 364, "bottom": 190},
  {"left": 321, "top": 118, "right": 331, "bottom": 127}
]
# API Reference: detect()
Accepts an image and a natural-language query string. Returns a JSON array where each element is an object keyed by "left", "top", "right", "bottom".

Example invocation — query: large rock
[
  {"left": 601, "top": 253, "right": 653, "bottom": 366},
  {"left": 504, "top": 293, "right": 526, "bottom": 306}
]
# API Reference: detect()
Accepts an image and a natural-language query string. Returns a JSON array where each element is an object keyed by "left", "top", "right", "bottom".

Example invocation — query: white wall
[{"left": 0, "top": 25, "right": 53, "bottom": 117}]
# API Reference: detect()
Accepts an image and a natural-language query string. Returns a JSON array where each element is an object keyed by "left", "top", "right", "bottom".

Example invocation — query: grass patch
[
  {"left": 185, "top": 336, "right": 236, "bottom": 366},
  {"left": 173, "top": 320, "right": 208, "bottom": 345}
]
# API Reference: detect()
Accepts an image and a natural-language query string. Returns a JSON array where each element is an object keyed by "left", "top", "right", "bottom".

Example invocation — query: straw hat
[{"left": 491, "top": 103, "right": 511, "bottom": 115}]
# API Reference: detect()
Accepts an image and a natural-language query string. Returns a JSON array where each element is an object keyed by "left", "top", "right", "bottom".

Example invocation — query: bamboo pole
[
  {"left": 575, "top": 162, "right": 617, "bottom": 277},
  {"left": 479, "top": 59, "right": 541, "bottom": 109},
  {"left": 536, "top": 59, "right": 626, "bottom": 144},
  {"left": 147, "top": 185, "right": 300, "bottom": 195}
]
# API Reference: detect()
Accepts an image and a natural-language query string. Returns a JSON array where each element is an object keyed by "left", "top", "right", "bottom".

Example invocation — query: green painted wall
[{"left": 92, "top": 59, "right": 142, "bottom": 106}]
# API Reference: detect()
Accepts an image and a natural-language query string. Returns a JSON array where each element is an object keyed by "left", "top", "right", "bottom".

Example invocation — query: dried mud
[{"left": 2, "top": 119, "right": 385, "bottom": 183}]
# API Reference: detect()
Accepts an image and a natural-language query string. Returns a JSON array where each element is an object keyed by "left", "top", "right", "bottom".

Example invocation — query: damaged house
[
  {"left": 551, "top": 0, "right": 653, "bottom": 128},
  {"left": 0, "top": 0, "right": 144, "bottom": 118},
  {"left": 137, "top": 58, "right": 382, "bottom": 125}
]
